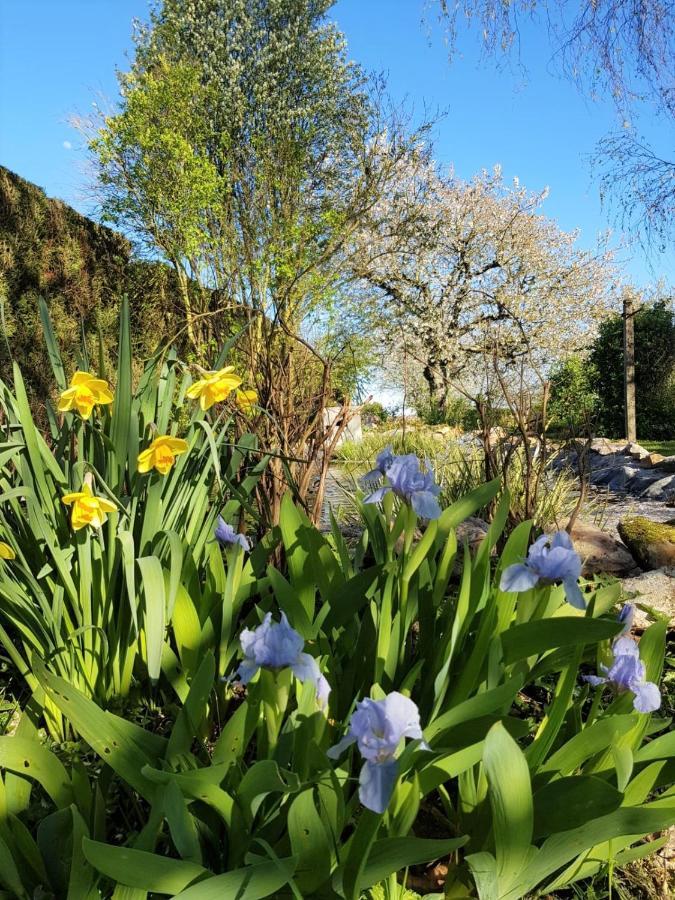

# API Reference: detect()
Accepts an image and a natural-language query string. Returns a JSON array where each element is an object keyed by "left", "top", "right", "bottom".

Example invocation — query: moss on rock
[{"left": 618, "top": 516, "right": 675, "bottom": 571}]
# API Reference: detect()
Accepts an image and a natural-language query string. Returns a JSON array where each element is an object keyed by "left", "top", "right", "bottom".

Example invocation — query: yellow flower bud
[
  {"left": 0, "top": 542, "right": 15, "bottom": 560},
  {"left": 235, "top": 388, "right": 258, "bottom": 414}
]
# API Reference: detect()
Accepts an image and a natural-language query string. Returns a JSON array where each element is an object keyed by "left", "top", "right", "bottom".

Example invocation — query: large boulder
[
  {"left": 641, "top": 473, "right": 675, "bottom": 501},
  {"left": 618, "top": 516, "right": 675, "bottom": 570},
  {"left": 570, "top": 521, "right": 639, "bottom": 577},
  {"left": 620, "top": 567, "right": 675, "bottom": 628}
]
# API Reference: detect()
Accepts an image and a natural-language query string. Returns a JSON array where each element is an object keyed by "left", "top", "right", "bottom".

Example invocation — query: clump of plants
[{"left": 0, "top": 308, "right": 673, "bottom": 899}]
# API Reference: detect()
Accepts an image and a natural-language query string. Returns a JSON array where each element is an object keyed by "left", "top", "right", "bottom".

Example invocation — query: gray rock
[
  {"left": 620, "top": 567, "right": 675, "bottom": 628},
  {"left": 625, "top": 441, "right": 650, "bottom": 460},
  {"left": 591, "top": 465, "right": 624, "bottom": 486},
  {"left": 641, "top": 473, "right": 675, "bottom": 501},
  {"left": 591, "top": 438, "right": 626, "bottom": 456},
  {"left": 607, "top": 465, "right": 641, "bottom": 493}
]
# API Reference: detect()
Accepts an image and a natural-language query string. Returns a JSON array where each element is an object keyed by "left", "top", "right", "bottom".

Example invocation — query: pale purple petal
[
  {"left": 500, "top": 563, "right": 540, "bottom": 593},
  {"left": 550, "top": 530, "right": 574, "bottom": 550},
  {"left": 364, "top": 486, "right": 391, "bottom": 505},
  {"left": 410, "top": 490, "right": 442, "bottom": 520},
  {"left": 327, "top": 732, "right": 356, "bottom": 759},
  {"left": 382, "top": 692, "right": 424, "bottom": 744},
  {"left": 631, "top": 680, "right": 661, "bottom": 713},
  {"left": 562, "top": 577, "right": 586, "bottom": 610},
  {"left": 235, "top": 658, "right": 260, "bottom": 685},
  {"left": 291, "top": 652, "right": 331, "bottom": 707},
  {"left": 215, "top": 516, "right": 250, "bottom": 551},
  {"left": 583, "top": 674, "right": 608, "bottom": 688},
  {"left": 359, "top": 759, "right": 399, "bottom": 814},
  {"left": 618, "top": 603, "right": 635, "bottom": 634}
]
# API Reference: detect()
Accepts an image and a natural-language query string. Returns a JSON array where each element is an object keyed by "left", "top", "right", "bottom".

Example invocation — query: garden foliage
[
  {"left": 589, "top": 299, "right": 675, "bottom": 439},
  {"left": 0, "top": 307, "right": 673, "bottom": 899}
]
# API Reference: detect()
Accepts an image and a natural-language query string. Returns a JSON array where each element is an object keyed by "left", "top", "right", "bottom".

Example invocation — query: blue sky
[{"left": 1, "top": 0, "right": 672, "bottom": 289}]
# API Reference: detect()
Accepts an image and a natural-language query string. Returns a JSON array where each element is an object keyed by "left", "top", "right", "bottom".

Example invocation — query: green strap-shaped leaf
[
  {"left": 483, "top": 722, "right": 534, "bottom": 893},
  {"left": 360, "top": 835, "right": 469, "bottom": 890},
  {"left": 172, "top": 857, "right": 298, "bottom": 900},
  {"left": 83, "top": 838, "right": 208, "bottom": 893},
  {"left": 137, "top": 556, "right": 166, "bottom": 682},
  {"left": 0, "top": 736, "right": 72, "bottom": 808},
  {"left": 501, "top": 617, "right": 621, "bottom": 665}
]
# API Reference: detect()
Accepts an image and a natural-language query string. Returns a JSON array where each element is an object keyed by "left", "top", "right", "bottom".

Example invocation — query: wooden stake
[{"left": 623, "top": 291, "right": 637, "bottom": 443}]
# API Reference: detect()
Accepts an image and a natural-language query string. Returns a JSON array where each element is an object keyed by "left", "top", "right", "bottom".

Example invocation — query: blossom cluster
[
  {"left": 55, "top": 367, "right": 257, "bottom": 530},
  {"left": 363, "top": 446, "right": 442, "bottom": 520},
  {"left": 584, "top": 604, "right": 660, "bottom": 713},
  {"left": 227, "top": 611, "right": 428, "bottom": 813},
  {"left": 500, "top": 530, "right": 585, "bottom": 609}
]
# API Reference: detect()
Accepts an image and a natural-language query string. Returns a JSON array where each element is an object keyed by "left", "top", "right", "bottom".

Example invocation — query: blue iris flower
[
  {"left": 618, "top": 602, "right": 635, "bottom": 634},
  {"left": 327, "top": 692, "right": 428, "bottom": 813},
  {"left": 500, "top": 530, "right": 585, "bottom": 609},
  {"left": 364, "top": 453, "right": 442, "bottom": 520},
  {"left": 215, "top": 516, "right": 251, "bottom": 552},
  {"left": 362, "top": 445, "right": 395, "bottom": 484},
  {"left": 231, "top": 612, "right": 330, "bottom": 708},
  {"left": 585, "top": 635, "right": 661, "bottom": 713}
]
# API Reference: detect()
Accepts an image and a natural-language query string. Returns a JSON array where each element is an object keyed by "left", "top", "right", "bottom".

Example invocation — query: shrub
[
  {"left": 589, "top": 300, "right": 675, "bottom": 439},
  {"left": 548, "top": 355, "right": 600, "bottom": 433},
  {"left": 413, "top": 393, "right": 473, "bottom": 428}
]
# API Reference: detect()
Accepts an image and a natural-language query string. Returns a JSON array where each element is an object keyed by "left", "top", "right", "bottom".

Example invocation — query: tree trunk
[{"left": 422, "top": 361, "right": 451, "bottom": 415}]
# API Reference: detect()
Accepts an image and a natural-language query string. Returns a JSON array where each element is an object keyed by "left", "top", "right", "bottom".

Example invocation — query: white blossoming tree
[{"left": 353, "top": 162, "right": 617, "bottom": 417}]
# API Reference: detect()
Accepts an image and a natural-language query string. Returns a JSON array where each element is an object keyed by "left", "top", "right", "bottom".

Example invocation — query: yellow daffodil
[
  {"left": 235, "top": 388, "right": 258, "bottom": 414},
  {"left": 62, "top": 483, "right": 117, "bottom": 531},
  {"left": 57, "top": 371, "right": 114, "bottom": 419},
  {"left": 0, "top": 542, "right": 15, "bottom": 560},
  {"left": 186, "top": 366, "right": 242, "bottom": 411},
  {"left": 137, "top": 435, "right": 189, "bottom": 475}
]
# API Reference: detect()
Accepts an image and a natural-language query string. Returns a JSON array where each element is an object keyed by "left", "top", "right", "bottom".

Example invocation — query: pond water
[{"left": 320, "top": 461, "right": 674, "bottom": 539}]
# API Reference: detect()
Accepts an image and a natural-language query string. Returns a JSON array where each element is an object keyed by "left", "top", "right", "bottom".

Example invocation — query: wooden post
[{"left": 623, "top": 292, "right": 637, "bottom": 443}]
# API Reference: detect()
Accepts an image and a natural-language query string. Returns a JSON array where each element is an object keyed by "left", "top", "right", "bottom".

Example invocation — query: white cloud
[{"left": 62, "top": 140, "right": 72, "bottom": 150}]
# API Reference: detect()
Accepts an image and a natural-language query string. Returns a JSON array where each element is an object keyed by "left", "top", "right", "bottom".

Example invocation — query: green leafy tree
[
  {"left": 548, "top": 355, "right": 600, "bottom": 434},
  {"left": 589, "top": 299, "right": 675, "bottom": 439},
  {"left": 88, "top": 0, "right": 420, "bottom": 522}
]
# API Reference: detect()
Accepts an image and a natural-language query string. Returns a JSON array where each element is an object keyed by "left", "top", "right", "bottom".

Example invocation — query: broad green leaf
[
  {"left": 532, "top": 776, "right": 622, "bottom": 839},
  {"left": 501, "top": 617, "right": 621, "bottom": 665},
  {"left": 173, "top": 858, "right": 298, "bottom": 899},
  {"left": 288, "top": 788, "right": 333, "bottom": 892},
  {"left": 83, "top": 838, "right": 208, "bottom": 893},
  {"left": 483, "top": 722, "right": 534, "bottom": 892},
  {"left": 359, "top": 835, "right": 468, "bottom": 889},
  {"left": 0, "top": 736, "right": 72, "bottom": 808}
]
